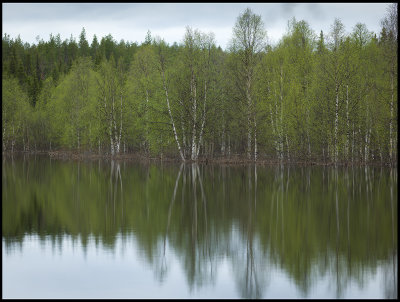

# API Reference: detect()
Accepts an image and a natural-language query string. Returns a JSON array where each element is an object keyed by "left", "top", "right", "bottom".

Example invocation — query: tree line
[{"left": 2, "top": 5, "right": 397, "bottom": 164}]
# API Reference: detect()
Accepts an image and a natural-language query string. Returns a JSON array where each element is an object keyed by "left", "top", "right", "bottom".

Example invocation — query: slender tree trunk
[
  {"left": 2, "top": 114, "right": 6, "bottom": 152},
  {"left": 253, "top": 115, "right": 257, "bottom": 161},
  {"left": 346, "top": 85, "right": 350, "bottom": 161},
  {"left": 359, "top": 126, "right": 362, "bottom": 162},
  {"left": 145, "top": 89, "right": 150, "bottom": 154},
  {"left": 181, "top": 111, "right": 186, "bottom": 158},
  {"left": 246, "top": 77, "right": 252, "bottom": 160},
  {"left": 389, "top": 73, "right": 394, "bottom": 163},
  {"left": 364, "top": 99, "right": 370, "bottom": 163},
  {"left": 228, "top": 134, "right": 231, "bottom": 157},
  {"left": 270, "top": 104, "right": 279, "bottom": 160},
  {"left": 11, "top": 124, "right": 15, "bottom": 154},
  {"left": 196, "top": 79, "right": 207, "bottom": 159},
  {"left": 352, "top": 124, "right": 355, "bottom": 164},
  {"left": 117, "top": 93, "right": 123, "bottom": 155},
  {"left": 279, "top": 67, "right": 284, "bottom": 161},
  {"left": 286, "top": 133, "right": 290, "bottom": 162},
  {"left": 161, "top": 69, "right": 185, "bottom": 161},
  {"left": 334, "top": 84, "right": 339, "bottom": 163},
  {"left": 221, "top": 114, "right": 226, "bottom": 156},
  {"left": 191, "top": 72, "right": 197, "bottom": 160}
]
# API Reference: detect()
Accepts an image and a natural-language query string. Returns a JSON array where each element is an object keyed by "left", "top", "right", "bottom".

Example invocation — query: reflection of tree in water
[
  {"left": 383, "top": 168, "right": 397, "bottom": 299},
  {"left": 160, "top": 163, "right": 218, "bottom": 290},
  {"left": 232, "top": 165, "right": 269, "bottom": 299},
  {"left": 2, "top": 158, "right": 398, "bottom": 298}
]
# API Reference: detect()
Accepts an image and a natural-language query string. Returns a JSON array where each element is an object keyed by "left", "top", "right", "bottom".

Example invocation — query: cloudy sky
[{"left": 2, "top": 3, "right": 393, "bottom": 49}]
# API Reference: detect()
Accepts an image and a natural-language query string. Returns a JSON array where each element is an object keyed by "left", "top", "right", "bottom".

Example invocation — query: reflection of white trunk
[{"left": 166, "top": 163, "right": 183, "bottom": 238}]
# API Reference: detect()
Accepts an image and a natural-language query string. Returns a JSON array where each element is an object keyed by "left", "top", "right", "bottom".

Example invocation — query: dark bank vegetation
[{"left": 2, "top": 5, "right": 397, "bottom": 165}]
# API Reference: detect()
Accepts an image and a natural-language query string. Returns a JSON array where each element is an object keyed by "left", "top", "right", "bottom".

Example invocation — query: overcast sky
[{"left": 2, "top": 3, "right": 393, "bottom": 49}]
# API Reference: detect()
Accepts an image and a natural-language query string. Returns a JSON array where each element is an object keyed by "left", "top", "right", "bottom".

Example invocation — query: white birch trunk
[
  {"left": 221, "top": 114, "right": 226, "bottom": 156},
  {"left": 279, "top": 67, "right": 284, "bottom": 161},
  {"left": 254, "top": 115, "right": 257, "bottom": 161},
  {"left": 228, "top": 134, "right": 231, "bottom": 157},
  {"left": 345, "top": 85, "right": 350, "bottom": 161},
  {"left": 145, "top": 89, "right": 150, "bottom": 153},
  {"left": 11, "top": 124, "right": 15, "bottom": 154},
  {"left": 2, "top": 120, "right": 6, "bottom": 152},
  {"left": 389, "top": 73, "right": 394, "bottom": 162},
  {"left": 246, "top": 77, "right": 252, "bottom": 160},
  {"left": 110, "top": 120, "right": 114, "bottom": 156},
  {"left": 359, "top": 127, "right": 362, "bottom": 162},
  {"left": 161, "top": 69, "right": 185, "bottom": 161},
  {"left": 286, "top": 133, "right": 290, "bottom": 161},
  {"left": 181, "top": 111, "right": 186, "bottom": 158},
  {"left": 352, "top": 125, "right": 355, "bottom": 163},
  {"left": 118, "top": 93, "right": 123, "bottom": 155},
  {"left": 364, "top": 98, "right": 370, "bottom": 163},
  {"left": 191, "top": 74, "right": 197, "bottom": 160},
  {"left": 196, "top": 80, "right": 207, "bottom": 159},
  {"left": 334, "top": 84, "right": 339, "bottom": 163},
  {"left": 270, "top": 104, "right": 279, "bottom": 159}
]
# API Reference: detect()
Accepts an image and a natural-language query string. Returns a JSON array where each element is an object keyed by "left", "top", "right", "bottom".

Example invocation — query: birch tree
[
  {"left": 326, "top": 18, "right": 346, "bottom": 163},
  {"left": 155, "top": 38, "right": 185, "bottom": 161},
  {"left": 380, "top": 3, "right": 398, "bottom": 164},
  {"left": 231, "top": 8, "right": 266, "bottom": 161},
  {"left": 96, "top": 55, "right": 125, "bottom": 156},
  {"left": 181, "top": 27, "right": 215, "bottom": 160}
]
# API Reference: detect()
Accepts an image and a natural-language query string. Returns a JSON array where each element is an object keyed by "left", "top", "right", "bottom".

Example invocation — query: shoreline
[{"left": 2, "top": 150, "right": 396, "bottom": 167}]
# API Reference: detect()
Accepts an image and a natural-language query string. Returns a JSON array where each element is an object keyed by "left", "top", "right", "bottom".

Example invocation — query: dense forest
[{"left": 2, "top": 5, "right": 397, "bottom": 164}]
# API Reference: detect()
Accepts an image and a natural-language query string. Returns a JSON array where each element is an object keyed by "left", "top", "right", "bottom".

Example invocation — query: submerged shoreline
[{"left": 2, "top": 150, "right": 396, "bottom": 167}]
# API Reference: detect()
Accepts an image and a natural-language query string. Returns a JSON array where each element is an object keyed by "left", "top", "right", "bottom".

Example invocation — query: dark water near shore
[{"left": 2, "top": 155, "right": 397, "bottom": 298}]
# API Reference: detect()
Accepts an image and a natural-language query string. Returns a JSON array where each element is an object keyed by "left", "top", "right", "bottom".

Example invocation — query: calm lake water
[{"left": 2, "top": 155, "right": 397, "bottom": 299}]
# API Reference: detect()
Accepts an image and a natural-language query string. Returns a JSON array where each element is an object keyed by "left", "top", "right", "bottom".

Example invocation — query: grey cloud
[{"left": 2, "top": 3, "right": 392, "bottom": 49}]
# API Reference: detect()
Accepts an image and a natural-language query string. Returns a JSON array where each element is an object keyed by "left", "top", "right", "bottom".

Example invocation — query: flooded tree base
[{"left": 2, "top": 150, "right": 396, "bottom": 167}]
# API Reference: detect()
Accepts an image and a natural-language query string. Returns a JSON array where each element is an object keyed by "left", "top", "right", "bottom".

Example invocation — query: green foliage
[
  {"left": 2, "top": 75, "right": 32, "bottom": 151},
  {"left": 1, "top": 7, "right": 397, "bottom": 163}
]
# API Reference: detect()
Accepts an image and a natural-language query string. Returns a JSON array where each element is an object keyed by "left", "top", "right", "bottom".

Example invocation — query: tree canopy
[{"left": 2, "top": 5, "right": 397, "bottom": 164}]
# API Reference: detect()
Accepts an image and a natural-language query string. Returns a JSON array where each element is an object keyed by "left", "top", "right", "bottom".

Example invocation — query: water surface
[{"left": 2, "top": 156, "right": 397, "bottom": 298}]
